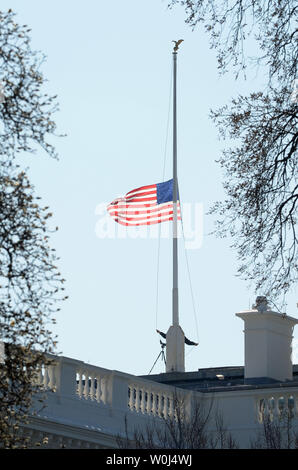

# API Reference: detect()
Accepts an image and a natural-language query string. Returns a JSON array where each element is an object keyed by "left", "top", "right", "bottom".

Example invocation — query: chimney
[{"left": 236, "top": 297, "right": 298, "bottom": 383}]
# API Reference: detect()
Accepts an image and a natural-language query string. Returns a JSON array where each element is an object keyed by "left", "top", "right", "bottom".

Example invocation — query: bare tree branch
[
  {"left": 0, "top": 10, "right": 64, "bottom": 448},
  {"left": 169, "top": 1, "right": 297, "bottom": 302}
]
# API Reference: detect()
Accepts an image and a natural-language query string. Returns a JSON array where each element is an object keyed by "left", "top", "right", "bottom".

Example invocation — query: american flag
[{"left": 107, "top": 179, "right": 181, "bottom": 226}]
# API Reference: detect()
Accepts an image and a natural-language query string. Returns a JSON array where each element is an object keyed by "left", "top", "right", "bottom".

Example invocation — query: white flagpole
[
  {"left": 172, "top": 49, "right": 179, "bottom": 327},
  {"left": 166, "top": 40, "right": 185, "bottom": 373}
]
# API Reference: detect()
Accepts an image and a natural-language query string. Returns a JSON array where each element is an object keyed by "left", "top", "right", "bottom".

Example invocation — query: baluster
[
  {"left": 257, "top": 398, "right": 264, "bottom": 423},
  {"left": 96, "top": 376, "right": 101, "bottom": 403},
  {"left": 90, "top": 375, "right": 95, "bottom": 400},
  {"left": 146, "top": 391, "right": 152, "bottom": 415},
  {"left": 77, "top": 371, "right": 83, "bottom": 398},
  {"left": 284, "top": 394, "right": 289, "bottom": 416},
  {"left": 52, "top": 364, "right": 57, "bottom": 390},
  {"left": 135, "top": 386, "right": 140, "bottom": 412},
  {"left": 38, "top": 368, "right": 43, "bottom": 386},
  {"left": 264, "top": 397, "right": 269, "bottom": 418},
  {"left": 168, "top": 395, "right": 174, "bottom": 418},
  {"left": 83, "top": 373, "right": 90, "bottom": 399},
  {"left": 278, "top": 396, "right": 285, "bottom": 417},
  {"left": 268, "top": 397, "right": 274, "bottom": 421},
  {"left": 274, "top": 395, "right": 280, "bottom": 418},
  {"left": 163, "top": 394, "right": 169, "bottom": 418},
  {"left": 140, "top": 389, "right": 146, "bottom": 414},
  {"left": 287, "top": 395, "right": 294, "bottom": 418},
  {"left": 128, "top": 386, "right": 134, "bottom": 410},
  {"left": 158, "top": 392, "right": 163, "bottom": 417},
  {"left": 43, "top": 366, "right": 49, "bottom": 388},
  {"left": 102, "top": 376, "right": 108, "bottom": 404},
  {"left": 48, "top": 365, "right": 54, "bottom": 389},
  {"left": 152, "top": 392, "right": 157, "bottom": 416}
]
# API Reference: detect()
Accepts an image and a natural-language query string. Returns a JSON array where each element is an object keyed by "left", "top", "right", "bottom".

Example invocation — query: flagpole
[
  {"left": 165, "top": 40, "right": 185, "bottom": 373},
  {"left": 172, "top": 50, "right": 179, "bottom": 327}
]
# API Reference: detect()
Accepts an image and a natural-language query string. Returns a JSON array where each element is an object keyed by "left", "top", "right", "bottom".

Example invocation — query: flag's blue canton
[{"left": 156, "top": 179, "right": 178, "bottom": 204}]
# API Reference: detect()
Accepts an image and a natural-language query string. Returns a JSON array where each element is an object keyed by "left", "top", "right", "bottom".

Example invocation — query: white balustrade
[
  {"left": 36, "top": 362, "right": 57, "bottom": 391},
  {"left": 127, "top": 381, "right": 185, "bottom": 420},
  {"left": 75, "top": 367, "right": 109, "bottom": 405},
  {"left": 35, "top": 357, "right": 298, "bottom": 431},
  {"left": 257, "top": 393, "right": 298, "bottom": 422},
  {"left": 35, "top": 359, "right": 186, "bottom": 419},
  {"left": 22, "top": 350, "right": 298, "bottom": 448}
]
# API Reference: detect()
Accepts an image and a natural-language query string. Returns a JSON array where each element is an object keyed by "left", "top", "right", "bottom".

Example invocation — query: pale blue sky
[{"left": 2, "top": 1, "right": 297, "bottom": 375}]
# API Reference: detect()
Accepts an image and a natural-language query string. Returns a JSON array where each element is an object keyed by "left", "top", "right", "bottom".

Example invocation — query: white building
[{"left": 18, "top": 297, "right": 298, "bottom": 449}]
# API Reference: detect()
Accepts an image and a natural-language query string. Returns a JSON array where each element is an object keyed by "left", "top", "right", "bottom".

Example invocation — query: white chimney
[{"left": 236, "top": 297, "right": 298, "bottom": 383}]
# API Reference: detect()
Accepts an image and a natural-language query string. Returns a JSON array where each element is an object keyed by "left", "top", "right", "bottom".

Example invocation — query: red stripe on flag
[
  {"left": 124, "top": 196, "right": 157, "bottom": 203},
  {"left": 108, "top": 203, "right": 178, "bottom": 216},
  {"left": 126, "top": 184, "right": 156, "bottom": 197},
  {"left": 114, "top": 215, "right": 175, "bottom": 226},
  {"left": 125, "top": 189, "right": 157, "bottom": 200},
  {"left": 110, "top": 209, "right": 178, "bottom": 222}
]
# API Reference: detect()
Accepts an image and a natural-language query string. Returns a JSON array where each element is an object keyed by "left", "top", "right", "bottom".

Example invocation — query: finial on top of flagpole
[{"left": 172, "top": 39, "right": 184, "bottom": 53}]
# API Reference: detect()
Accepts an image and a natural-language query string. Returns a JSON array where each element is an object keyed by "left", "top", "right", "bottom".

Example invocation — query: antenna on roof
[{"left": 148, "top": 341, "right": 166, "bottom": 375}]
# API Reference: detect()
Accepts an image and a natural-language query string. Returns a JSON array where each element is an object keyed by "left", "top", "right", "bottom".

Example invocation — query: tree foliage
[
  {"left": 0, "top": 9, "right": 59, "bottom": 160},
  {"left": 170, "top": 0, "right": 297, "bottom": 84},
  {"left": 170, "top": 0, "right": 297, "bottom": 301},
  {"left": 211, "top": 86, "right": 297, "bottom": 299},
  {"left": 0, "top": 9, "right": 64, "bottom": 448},
  {"left": 0, "top": 166, "right": 65, "bottom": 448},
  {"left": 251, "top": 409, "right": 298, "bottom": 449}
]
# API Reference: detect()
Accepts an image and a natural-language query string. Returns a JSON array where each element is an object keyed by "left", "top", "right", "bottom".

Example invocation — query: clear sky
[{"left": 2, "top": 0, "right": 297, "bottom": 376}]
